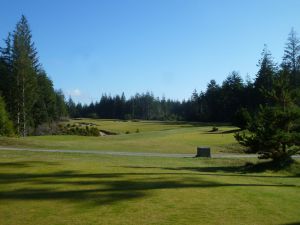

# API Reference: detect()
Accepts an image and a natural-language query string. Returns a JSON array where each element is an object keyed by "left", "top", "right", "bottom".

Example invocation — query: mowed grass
[
  {"left": 64, "top": 118, "right": 202, "bottom": 133},
  {"left": 0, "top": 150, "right": 299, "bottom": 225},
  {"left": 0, "top": 119, "right": 241, "bottom": 154}
]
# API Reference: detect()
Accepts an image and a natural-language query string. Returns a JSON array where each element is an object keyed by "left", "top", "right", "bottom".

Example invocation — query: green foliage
[
  {"left": 0, "top": 96, "right": 14, "bottom": 136},
  {"left": 10, "top": 15, "right": 39, "bottom": 136},
  {"left": 282, "top": 28, "right": 300, "bottom": 87},
  {"left": 233, "top": 107, "right": 251, "bottom": 130},
  {"left": 55, "top": 89, "right": 68, "bottom": 119},
  {"left": 0, "top": 16, "right": 68, "bottom": 136},
  {"left": 32, "top": 70, "right": 56, "bottom": 127},
  {"left": 235, "top": 72, "right": 300, "bottom": 164}
]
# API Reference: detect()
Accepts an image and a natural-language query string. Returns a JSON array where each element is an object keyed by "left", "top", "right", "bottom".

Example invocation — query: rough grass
[
  {"left": 0, "top": 150, "right": 299, "bottom": 225},
  {"left": 0, "top": 119, "right": 242, "bottom": 154}
]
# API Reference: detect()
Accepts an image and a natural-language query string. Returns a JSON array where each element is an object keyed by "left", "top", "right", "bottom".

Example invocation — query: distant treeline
[
  {"left": 0, "top": 16, "right": 68, "bottom": 136},
  {"left": 68, "top": 28, "right": 300, "bottom": 123}
]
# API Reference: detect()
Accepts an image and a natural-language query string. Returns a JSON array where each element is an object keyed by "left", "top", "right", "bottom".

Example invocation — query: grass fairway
[
  {"left": 0, "top": 150, "right": 299, "bottom": 225},
  {"left": 0, "top": 119, "right": 242, "bottom": 154}
]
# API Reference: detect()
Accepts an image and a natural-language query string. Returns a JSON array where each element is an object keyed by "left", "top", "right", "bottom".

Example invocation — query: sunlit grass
[
  {"left": 0, "top": 150, "right": 299, "bottom": 225},
  {"left": 0, "top": 119, "right": 241, "bottom": 154}
]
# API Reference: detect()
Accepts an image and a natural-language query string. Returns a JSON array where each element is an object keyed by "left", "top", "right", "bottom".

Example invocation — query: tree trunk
[
  {"left": 22, "top": 75, "right": 26, "bottom": 136},
  {"left": 17, "top": 73, "right": 20, "bottom": 135}
]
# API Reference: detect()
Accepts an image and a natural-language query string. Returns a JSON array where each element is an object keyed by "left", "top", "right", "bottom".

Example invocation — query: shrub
[
  {"left": 89, "top": 127, "right": 100, "bottom": 136},
  {"left": 211, "top": 126, "right": 218, "bottom": 132},
  {"left": 59, "top": 123, "right": 100, "bottom": 137}
]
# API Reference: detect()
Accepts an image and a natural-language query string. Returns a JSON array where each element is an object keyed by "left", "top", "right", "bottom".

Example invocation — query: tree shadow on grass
[
  {"left": 0, "top": 161, "right": 60, "bottom": 168},
  {"left": 0, "top": 165, "right": 298, "bottom": 206},
  {"left": 120, "top": 161, "right": 300, "bottom": 178},
  {"left": 280, "top": 223, "right": 300, "bottom": 225},
  {"left": 159, "top": 161, "right": 280, "bottom": 174},
  {"left": 202, "top": 128, "right": 241, "bottom": 134}
]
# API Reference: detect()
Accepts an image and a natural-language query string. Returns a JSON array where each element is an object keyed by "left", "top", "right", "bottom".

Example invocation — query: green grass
[
  {"left": 0, "top": 119, "right": 242, "bottom": 154},
  {"left": 0, "top": 150, "right": 299, "bottom": 225},
  {"left": 64, "top": 118, "right": 200, "bottom": 133}
]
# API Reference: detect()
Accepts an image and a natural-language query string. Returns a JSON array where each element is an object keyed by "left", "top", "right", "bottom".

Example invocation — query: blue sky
[{"left": 1, "top": 0, "right": 300, "bottom": 103}]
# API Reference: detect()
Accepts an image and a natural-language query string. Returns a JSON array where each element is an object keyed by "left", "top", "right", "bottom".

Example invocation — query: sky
[{"left": 1, "top": 0, "right": 300, "bottom": 103}]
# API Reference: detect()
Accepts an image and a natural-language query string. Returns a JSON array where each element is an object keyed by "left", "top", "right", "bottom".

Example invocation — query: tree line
[
  {"left": 0, "top": 16, "right": 68, "bottom": 136},
  {"left": 67, "top": 92, "right": 184, "bottom": 121},
  {"left": 69, "top": 28, "right": 300, "bottom": 125}
]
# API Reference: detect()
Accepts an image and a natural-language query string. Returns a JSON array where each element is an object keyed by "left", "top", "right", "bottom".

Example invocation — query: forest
[{"left": 1, "top": 16, "right": 300, "bottom": 137}]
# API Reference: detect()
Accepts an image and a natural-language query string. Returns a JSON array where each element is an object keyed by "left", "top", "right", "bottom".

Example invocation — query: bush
[
  {"left": 89, "top": 127, "right": 100, "bottom": 136},
  {"left": 59, "top": 124, "right": 100, "bottom": 137},
  {"left": 211, "top": 126, "right": 218, "bottom": 132}
]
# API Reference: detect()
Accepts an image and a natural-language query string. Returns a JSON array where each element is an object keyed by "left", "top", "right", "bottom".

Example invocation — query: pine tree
[
  {"left": 0, "top": 96, "right": 14, "bottom": 136},
  {"left": 254, "top": 45, "right": 277, "bottom": 105},
  {"left": 0, "top": 33, "right": 13, "bottom": 114},
  {"left": 235, "top": 71, "right": 300, "bottom": 165},
  {"left": 55, "top": 90, "right": 68, "bottom": 119},
  {"left": 32, "top": 70, "right": 57, "bottom": 127},
  {"left": 11, "top": 15, "right": 39, "bottom": 136},
  {"left": 221, "top": 71, "right": 244, "bottom": 121},
  {"left": 67, "top": 97, "right": 77, "bottom": 118},
  {"left": 282, "top": 28, "right": 300, "bottom": 87}
]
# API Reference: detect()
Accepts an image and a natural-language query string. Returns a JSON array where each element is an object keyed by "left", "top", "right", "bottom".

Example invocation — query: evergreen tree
[
  {"left": 32, "top": 70, "right": 56, "bottom": 127},
  {"left": 221, "top": 71, "right": 244, "bottom": 121},
  {"left": 11, "top": 15, "right": 39, "bottom": 136},
  {"left": 67, "top": 97, "right": 77, "bottom": 118},
  {"left": 55, "top": 90, "right": 68, "bottom": 119},
  {"left": 203, "top": 80, "right": 223, "bottom": 121},
  {"left": 282, "top": 28, "right": 300, "bottom": 87},
  {"left": 0, "top": 33, "right": 13, "bottom": 114},
  {"left": 254, "top": 45, "right": 277, "bottom": 105},
  {"left": 235, "top": 72, "right": 300, "bottom": 165},
  {"left": 0, "top": 96, "right": 14, "bottom": 136},
  {"left": 0, "top": 16, "right": 67, "bottom": 136}
]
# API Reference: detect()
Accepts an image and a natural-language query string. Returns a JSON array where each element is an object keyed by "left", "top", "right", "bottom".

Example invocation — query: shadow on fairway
[
  {"left": 120, "top": 161, "right": 300, "bottom": 178},
  {"left": 202, "top": 128, "right": 241, "bottom": 134},
  {"left": 0, "top": 161, "right": 298, "bottom": 206},
  {"left": 0, "top": 161, "right": 60, "bottom": 168},
  {"left": 281, "top": 223, "right": 300, "bottom": 225}
]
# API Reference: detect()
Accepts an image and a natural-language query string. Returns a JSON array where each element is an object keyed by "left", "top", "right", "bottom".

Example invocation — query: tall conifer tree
[
  {"left": 11, "top": 15, "right": 39, "bottom": 136},
  {"left": 283, "top": 28, "right": 300, "bottom": 87},
  {"left": 254, "top": 45, "right": 277, "bottom": 105}
]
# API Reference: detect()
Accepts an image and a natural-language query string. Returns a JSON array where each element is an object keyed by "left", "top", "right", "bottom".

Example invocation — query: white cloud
[
  {"left": 65, "top": 89, "right": 94, "bottom": 104},
  {"left": 67, "top": 89, "right": 82, "bottom": 97}
]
